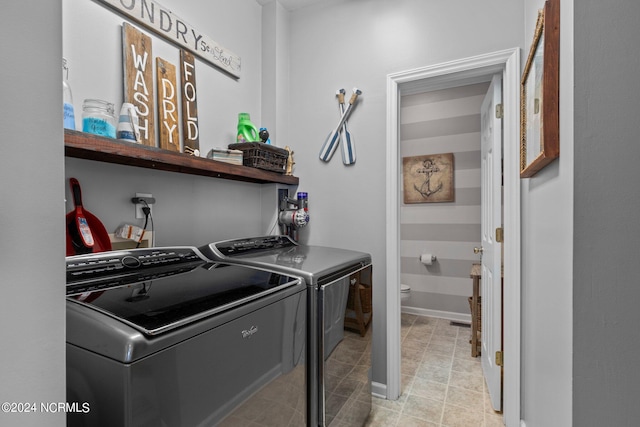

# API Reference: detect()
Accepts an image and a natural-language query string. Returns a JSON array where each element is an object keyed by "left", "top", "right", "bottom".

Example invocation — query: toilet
[{"left": 401, "top": 283, "right": 411, "bottom": 300}]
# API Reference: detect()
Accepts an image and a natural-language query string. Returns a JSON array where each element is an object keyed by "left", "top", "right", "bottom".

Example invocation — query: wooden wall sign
[
  {"left": 122, "top": 22, "right": 155, "bottom": 147},
  {"left": 97, "top": 0, "right": 241, "bottom": 78},
  {"left": 180, "top": 50, "right": 199, "bottom": 155},
  {"left": 156, "top": 58, "right": 180, "bottom": 152}
]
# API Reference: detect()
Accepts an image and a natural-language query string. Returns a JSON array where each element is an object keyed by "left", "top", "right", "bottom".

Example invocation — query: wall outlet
[{"left": 134, "top": 192, "right": 153, "bottom": 219}]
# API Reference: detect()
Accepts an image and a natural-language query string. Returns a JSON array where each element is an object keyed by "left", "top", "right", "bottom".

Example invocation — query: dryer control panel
[{"left": 214, "top": 235, "right": 297, "bottom": 257}]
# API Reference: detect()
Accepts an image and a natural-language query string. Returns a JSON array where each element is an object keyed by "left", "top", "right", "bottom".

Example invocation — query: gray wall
[
  {"left": 63, "top": 0, "right": 274, "bottom": 248},
  {"left": 287, "top": 0, "right": 523, "bottom": 388},
  {"left": 8, "top": 2, "right": 618, "bottom": 426},
  {"left": 400, "top": 83, "right": 487, "bottom": 317},
  {"left": 519, "top": 0, "right": 574, "bottom": 425},
  {"left": 519, "top": 0, "right": 575, "bottom": 425},
  {"left": 574, "top": 0, "right": 640, "bottom": 425},
  {"left": 0, "top": 2, "right": 66, "bottom": 426}
]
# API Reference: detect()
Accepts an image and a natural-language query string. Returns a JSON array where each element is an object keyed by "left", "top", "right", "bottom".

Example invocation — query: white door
[{"left": 480, "top": 73, "right": 503, "bottom": 411}]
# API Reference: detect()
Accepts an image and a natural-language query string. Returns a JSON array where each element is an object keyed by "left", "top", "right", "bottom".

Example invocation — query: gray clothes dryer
[{"left": 199, "top": 235, "right": 373, "bottom": 427}]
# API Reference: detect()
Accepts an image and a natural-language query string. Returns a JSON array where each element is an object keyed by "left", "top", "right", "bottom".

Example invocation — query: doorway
[
  {"left": 398, "top": 80, "right": 490, "bottom": 321},
  {"left": 385, "top": 48, "right": 521, "bottom": 427}
]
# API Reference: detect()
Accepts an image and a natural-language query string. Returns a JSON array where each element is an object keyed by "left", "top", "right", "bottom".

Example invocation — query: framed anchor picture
[{"left": 402, "top": 153, "right": 454, "bottom": 204}]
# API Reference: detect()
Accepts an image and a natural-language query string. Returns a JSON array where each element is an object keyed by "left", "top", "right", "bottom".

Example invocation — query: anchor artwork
[{"left": 402, "top": 153, "right": 454, "bottom": 203}]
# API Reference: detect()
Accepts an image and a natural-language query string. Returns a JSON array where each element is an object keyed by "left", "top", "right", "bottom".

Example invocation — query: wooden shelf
[{"left": 64, "top": 129, "right": 299, "bottom": 185}]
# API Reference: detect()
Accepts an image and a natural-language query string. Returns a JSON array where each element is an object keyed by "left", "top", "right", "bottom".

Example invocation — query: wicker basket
[
  {"left": 468, "top": 296, "right": 482, "bottom": 331},
  {"left": 468, "top": 295, "right": 481, "bottom": 355},
  {"left": 228, "top": 142, "right": 287, "bottom": 173},
  {"left": 347, "top": 283, "right": 372, "bottom": 313}
]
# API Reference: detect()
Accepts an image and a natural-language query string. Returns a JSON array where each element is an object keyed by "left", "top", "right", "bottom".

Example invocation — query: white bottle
[{"left": 117, "top": 103, "right": 140, "bottom": 142}]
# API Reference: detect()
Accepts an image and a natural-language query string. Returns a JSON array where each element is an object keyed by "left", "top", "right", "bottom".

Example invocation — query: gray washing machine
[
  {"left": 199, "top": 235, "right": 372, "bottom": 427},
  {"left": 66, "top": 247, "right": 307, "bottom": 427}
]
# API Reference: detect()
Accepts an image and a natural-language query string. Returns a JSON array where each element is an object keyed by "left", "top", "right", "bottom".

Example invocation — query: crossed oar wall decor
[{"left": 319, "top": 88, "right": 362, "bottom": 165}]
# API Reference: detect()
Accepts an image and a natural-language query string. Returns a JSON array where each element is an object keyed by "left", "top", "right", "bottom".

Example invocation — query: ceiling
[{"left": 256, "top": 0, "right": 325, "bottom": 11}]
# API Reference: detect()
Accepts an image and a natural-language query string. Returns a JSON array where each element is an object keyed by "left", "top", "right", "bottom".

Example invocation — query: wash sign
[
  {"left": 123, "top": 22, "right": 155, "bottom": 146},
  {"left": 97, "top": 0, "right": 241, "bottom": 78}
]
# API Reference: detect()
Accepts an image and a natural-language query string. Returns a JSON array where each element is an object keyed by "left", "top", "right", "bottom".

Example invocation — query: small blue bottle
[{"left": 259, "top": 127, "right": 271, "bottom": 144}]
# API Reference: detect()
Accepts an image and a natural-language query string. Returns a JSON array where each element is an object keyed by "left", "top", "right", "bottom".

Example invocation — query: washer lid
[{"left": 67, "top": 263, "right": 300, "bottom": 336}]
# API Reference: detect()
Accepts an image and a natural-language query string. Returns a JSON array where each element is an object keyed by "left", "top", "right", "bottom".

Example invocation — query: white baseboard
[
  {"left": 401, "top": 306, "right": 471, "bottom": 324},
  {"left": 371, "top": 381, "right": 387, "bottom": 399}
]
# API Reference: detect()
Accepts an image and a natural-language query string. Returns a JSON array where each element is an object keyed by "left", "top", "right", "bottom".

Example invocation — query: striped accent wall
[{"left": 400, "top": 82, "right": 489, "bottom": 316}]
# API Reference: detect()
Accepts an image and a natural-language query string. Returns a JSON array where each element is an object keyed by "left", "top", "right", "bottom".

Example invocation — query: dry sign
[{"left": 156, "top": 57, "right": 179, "bottom": 152}]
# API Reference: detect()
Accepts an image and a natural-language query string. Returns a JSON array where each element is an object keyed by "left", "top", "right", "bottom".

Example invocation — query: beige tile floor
[{"left": 365, "top": 314, "right": 504, "bottom": 427}]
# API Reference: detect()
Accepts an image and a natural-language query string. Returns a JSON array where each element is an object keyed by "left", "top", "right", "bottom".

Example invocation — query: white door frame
[
  {"left": 480, "top": 73, "right": 504, "bottom": 410},
  {"left": 385, "top": 48, "right": 521, "bottom": 426}
]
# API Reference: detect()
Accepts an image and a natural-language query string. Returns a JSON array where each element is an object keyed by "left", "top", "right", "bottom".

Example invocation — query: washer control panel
[{"left": 66, "top": 247, "right": 205, "bottom": 295}]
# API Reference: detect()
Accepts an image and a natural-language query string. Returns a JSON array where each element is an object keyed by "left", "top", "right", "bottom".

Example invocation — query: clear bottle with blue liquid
[{"left": 63, "top": 58, "right": 76, "bottom": 130}]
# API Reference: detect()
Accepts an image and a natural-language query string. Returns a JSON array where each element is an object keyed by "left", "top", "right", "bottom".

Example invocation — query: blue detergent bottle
[{"left": 237, "top": 113, "right": 259, "bottom": 143}]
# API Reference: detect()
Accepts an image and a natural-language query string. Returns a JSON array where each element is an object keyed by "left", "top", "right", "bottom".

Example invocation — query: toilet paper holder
[{"left": 419, "top": 253, "right": 437, "bottom": 265}]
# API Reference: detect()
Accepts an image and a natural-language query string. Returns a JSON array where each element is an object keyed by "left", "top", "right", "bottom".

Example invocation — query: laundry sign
[{"left": 97, "top": 0, "right": 241, "bottom": 78}]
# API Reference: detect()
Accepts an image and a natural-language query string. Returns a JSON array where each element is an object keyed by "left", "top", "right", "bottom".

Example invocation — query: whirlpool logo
[{"left": 241, "top": 325, "right": 258, "bottom": 339}]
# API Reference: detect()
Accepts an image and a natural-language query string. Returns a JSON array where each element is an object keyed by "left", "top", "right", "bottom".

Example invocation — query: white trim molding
[
  {"left": 371, "top": 381, "right": 387, "bottom": 400},
  {"left": 501, "top": 48, "right": 522, "bottom": 427},
  {"left": 385, "top": 71, "right": 402, "bottom": 401},
  {"left": 400, "top": 307, "right": 472, "bottom": 325},
  {"left": 386, "top": 48, "right": 521, "bottom": 427}
]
